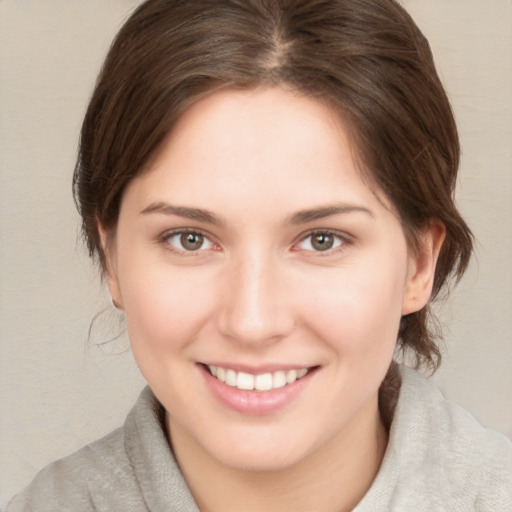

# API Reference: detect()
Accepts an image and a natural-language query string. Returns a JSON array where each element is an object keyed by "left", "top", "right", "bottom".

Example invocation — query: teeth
[
  {"left": 207, "top": 365, "right": 311, "bottom": 392},
  {"left": 225, "top": 369, "right": 237, "bottom": 387},
  {"left": 255, "top": 373, "right": 273, "bottom": 391},
  {"left": 273, "top": 370, "right": 287, "bottom": 389},
  {"left": 297, "top": 368, "right": 308, "bottom": 378},
  {"left": 286, "top": 369, "right": 297, "bottom": 384},
  {"left": 237, "top": 372, "right": 254, "bottom": 390}
]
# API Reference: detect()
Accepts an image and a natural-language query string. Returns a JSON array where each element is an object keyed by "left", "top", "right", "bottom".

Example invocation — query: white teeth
[
  {"left": 237, "top": 371, "right": 254, "bottom": 390},
  {"left": 225, "top": 369, "right": 237, "bottom": 387},
  {"left": 216, "top": 367, "right": 226, "bottom": 383},
  {"left": 207, "top": 365, "right": 311, "bottom": 391},
  {"left": 255, "top": 373, "right": 273, "bottom": 391},
  {"left": 297, "top": 368, "right": 308, "bottom": 379},
  {"left": 273, "top": 370, "right": 287, "bottom": 389},
  {"left": 286, "top": 369, "right": 298, "bottom": 384}
]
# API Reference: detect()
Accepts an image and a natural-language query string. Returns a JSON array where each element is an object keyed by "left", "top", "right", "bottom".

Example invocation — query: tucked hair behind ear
[{"left": 74, "top": 0, "right": 473, "bottom": 375}]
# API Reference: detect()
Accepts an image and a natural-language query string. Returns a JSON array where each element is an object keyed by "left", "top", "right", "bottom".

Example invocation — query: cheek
[
  {"left": 118, "top": 259, "right": 217, "bottom": 356},
  {"left": 301, "top": 255, "right": 407, "bottom": 356}
]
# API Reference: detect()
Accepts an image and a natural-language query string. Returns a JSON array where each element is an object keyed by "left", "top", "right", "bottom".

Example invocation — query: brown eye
[
  {"left": 311, "top": 233, "right": 334, "bottom": 251},
  {"left": 166, "top": 231, "right": 213, "bottom": 252},
  {"left": 298, "top": 232, "right": 343, "bottom": 252},
  {"left": 180, "top": 232, "right": 204, "bottom": 251}
]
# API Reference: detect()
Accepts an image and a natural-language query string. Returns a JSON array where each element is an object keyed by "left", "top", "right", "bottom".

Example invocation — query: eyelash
[
  {"left": 293, "top": 229, "right": 350, "bottom": 256},
  {"left": 160, "top": 228, "right": 218, "bottom": 255},
  {"left": 159, "top": 229, "right": 351, "bottom": 256}
]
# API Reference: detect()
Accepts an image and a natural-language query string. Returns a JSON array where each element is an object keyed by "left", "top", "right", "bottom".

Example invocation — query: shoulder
[
  {"left": 6, "top": 427, "right": 146, "bottom": 512},
  {"left": 357, "top": 366, "right": 511, "bottom": 511},
  {"left": 397, "top": 367, "right": 511, "bottom": 508},
  {"left": 7, "top": 387, "right": 198, "bottom": 512},
  {"left": 399, "top": 366, "right": 511, "bottom": 457},
  {"left": 6, "top": 390, "right": 154, "bottom": 512}
]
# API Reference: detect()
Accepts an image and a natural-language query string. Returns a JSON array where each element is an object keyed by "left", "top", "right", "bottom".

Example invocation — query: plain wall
[{"left": 1, "top": 0, "right": 511, "bottom": 506}]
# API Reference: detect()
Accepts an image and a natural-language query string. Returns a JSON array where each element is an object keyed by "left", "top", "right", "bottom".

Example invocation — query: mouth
[
  {"left": 200, "top": 363, "right": 319, "bottom": 415},
  {"left": 204, "top": 364, "right": 315, "bottom": 392}
]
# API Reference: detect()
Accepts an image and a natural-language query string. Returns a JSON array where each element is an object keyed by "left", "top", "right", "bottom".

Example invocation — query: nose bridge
[{"left": 218, "top": 247, "right": 292, "bottom": 345}]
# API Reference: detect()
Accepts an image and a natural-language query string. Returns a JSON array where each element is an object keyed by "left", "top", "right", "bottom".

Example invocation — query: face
[{"left": 105, "top": 87, "right": 437, "bottom": 472}]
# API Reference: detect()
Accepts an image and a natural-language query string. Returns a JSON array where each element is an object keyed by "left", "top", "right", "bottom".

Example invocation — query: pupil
[
  {"left": 181, "top": 233, "right": 203, "bottom": 250},
  {"left": 312, "top": 233, "right": 333, "bottom": 251}
]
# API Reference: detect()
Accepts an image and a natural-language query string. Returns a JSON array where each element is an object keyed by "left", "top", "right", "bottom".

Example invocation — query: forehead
[
  {"left": 124, "top": 87, "right": 394, "bottom": 219},
  {"left": 159, "top": 87, "right": 348, "bottom": 168}
]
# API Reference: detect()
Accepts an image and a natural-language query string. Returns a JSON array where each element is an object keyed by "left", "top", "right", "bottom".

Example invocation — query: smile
[{"left": 207, "top": 365, "right": 311, "bottom": 392}]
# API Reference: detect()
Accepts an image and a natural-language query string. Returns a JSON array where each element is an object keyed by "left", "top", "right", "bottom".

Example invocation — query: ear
[
  {"left": 98, "top": 222, "right": 123, "bottom": 310},
  {"left": 402, "top": 221, "right": 446, "bottom": 315}
]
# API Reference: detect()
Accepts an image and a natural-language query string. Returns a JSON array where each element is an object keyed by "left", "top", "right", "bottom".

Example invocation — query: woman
[{"left": 7, "top": 0, "right": 511, "bottom": 510}]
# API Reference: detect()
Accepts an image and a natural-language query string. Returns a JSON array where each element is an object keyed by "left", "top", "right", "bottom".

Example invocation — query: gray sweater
[{"left": 7, "top": 367, "right": 512, "bottom": 511}]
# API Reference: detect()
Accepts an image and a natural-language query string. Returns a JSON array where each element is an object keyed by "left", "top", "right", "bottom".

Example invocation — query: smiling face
[{"left": 104, "top": 87, "right": 439, "bottom": 473}]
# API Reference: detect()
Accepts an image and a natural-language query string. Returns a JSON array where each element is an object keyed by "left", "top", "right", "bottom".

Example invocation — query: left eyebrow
[
  {"left": 140, "top": 202, "right": 225, "bottom": 226},
  {"left": 287, "top": 203, "right": 375, "bottom": 224}
]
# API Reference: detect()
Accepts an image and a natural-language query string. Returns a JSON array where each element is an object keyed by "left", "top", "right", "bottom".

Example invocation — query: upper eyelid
[
  {"left": 161, "top": 227, "right": 215, "bottom": 240},
  {"left": 291, "top": 229, "right": 353, "bottom": 254},
  {"left": 160, "top": 228, "right": 218, "bottom": 252},
  {"left": 158, "top": 227, "right": 352, "bottom": 251},
  {"left": 296, "top": 228, "right": 352, "bottom": 244}
]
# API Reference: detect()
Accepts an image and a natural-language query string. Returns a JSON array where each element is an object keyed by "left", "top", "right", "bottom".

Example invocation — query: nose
[{"left": 217, "top": 252, "right": 294, "bottom": 347}]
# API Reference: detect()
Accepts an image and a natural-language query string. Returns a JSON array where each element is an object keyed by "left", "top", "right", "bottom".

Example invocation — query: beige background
[{"left": 1, "top": 0, "right": 511, "bottom": 506}]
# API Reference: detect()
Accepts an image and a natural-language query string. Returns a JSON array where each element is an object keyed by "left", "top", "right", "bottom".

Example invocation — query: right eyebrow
[
  {"left": 287, "top": 203, "right": 375, "bottom": 225},
  {"left": 140, "top": 202, "right": 225, "bottom": 226}
]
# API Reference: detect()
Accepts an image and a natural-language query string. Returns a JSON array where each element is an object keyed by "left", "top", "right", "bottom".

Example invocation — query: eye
[
  {"left": 165, "top": 230, "right": 214, "bottom": 252},
  {"left": 297, "top": 231, "right": 344, "bottom": 252}
]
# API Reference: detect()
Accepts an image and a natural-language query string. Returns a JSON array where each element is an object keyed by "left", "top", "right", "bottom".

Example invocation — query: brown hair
[{"left": 74, "top": 0, "right": 473, "bottom": 375}]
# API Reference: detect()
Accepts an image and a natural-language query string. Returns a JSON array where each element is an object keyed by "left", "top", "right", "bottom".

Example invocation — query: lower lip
[{"left": 200, "top": 365, "right": 316, "bottom": 415}]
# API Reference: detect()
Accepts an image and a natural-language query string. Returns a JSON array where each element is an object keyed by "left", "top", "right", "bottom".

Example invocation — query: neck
[{"left": 167, "top": 395, "right": 388, "bottom": 512}]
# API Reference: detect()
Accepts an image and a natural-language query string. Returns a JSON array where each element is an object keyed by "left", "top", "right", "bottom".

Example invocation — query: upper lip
[{"left": 200, "top": 362, "right": 317, "bottom": 374}]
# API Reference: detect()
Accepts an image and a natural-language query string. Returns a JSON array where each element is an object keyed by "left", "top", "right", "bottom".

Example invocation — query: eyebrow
[
  {"left": 140, "top": 201, "right": 374, "bottom": 226},
  {"left": 288, "top": 203, "right": 375, "bottom": 224},
  {"left": 140, "top": 202, "right": 224, "bottom": 226}
]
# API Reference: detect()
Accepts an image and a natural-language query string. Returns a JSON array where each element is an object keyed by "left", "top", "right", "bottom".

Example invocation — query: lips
[
  {"left": 201, "top": 363, "right": 317, "bottom": 415},
  {"left": 207, "top": 365, "right": 310, "bottom": 391}
]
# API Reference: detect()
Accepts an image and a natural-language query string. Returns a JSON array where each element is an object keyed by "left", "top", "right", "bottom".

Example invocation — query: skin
[{"left": 102, "top": 87, "right": 444, "bottom": 512}]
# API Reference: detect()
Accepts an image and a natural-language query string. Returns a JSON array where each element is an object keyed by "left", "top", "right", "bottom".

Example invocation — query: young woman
[{"left": 7, "top": 0, "right": 511, "bottom": 510}]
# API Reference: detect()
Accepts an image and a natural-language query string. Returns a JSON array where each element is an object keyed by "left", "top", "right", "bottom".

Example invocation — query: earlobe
[
  {"left": 98, "top": 222, "right": 124, "bottom": 311},
  {"left": 402, "top": 221, "right": 446, "bottom": 315}
]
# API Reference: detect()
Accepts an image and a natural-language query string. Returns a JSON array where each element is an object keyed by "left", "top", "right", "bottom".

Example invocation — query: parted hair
[{"left": 74, "top": 0, "right": 473, "bottom": 382}]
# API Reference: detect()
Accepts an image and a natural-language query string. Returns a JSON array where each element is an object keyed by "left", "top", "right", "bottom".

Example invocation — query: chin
[
  {"left": 200, "top": 427, "right": 318, "bottom": 473},
  {"left": 216, "top": 449, "right": 306, "bottom": 473}
]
